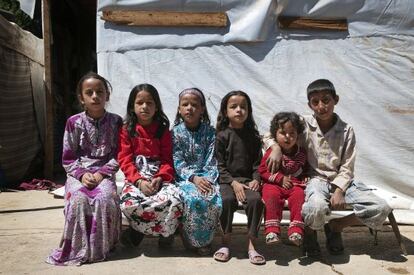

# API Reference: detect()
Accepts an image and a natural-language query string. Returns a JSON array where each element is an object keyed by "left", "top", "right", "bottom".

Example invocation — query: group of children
[{"left": 46, "top": 72, "right": 392, "bottom": 266}]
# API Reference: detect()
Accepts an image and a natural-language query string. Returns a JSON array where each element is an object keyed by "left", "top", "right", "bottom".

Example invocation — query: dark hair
[
  {"left": 174, "top": 88, "right": 211, "bottom": 126},
  {"left": 76, "top": 71, "right": 112, "bottom": 100},
  {"left": 216, "top": 90, "right": 259, "bottom": 137},
  {"left": 270, "top": 112, "right": 304, "bottom": 140},
  {"left": 306, "top": 79, "right": 336, "bottom": 100},
  {"left": 124, "top": 84, "right": 170, "bottom": 138}
]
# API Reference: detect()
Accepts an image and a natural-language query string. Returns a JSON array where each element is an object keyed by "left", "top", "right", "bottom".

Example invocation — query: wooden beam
[
  {"left": 0, "top": 15, "right": 44, "bottom": 65},
  {"left": 101, "top": 10, "right": 227, "bottom": 27},
  {"left": 278, "top": 16, "right": 348, "bottom": 31},
  {"left": 42, "top": 0, "right": 54, "bottom": 179}
]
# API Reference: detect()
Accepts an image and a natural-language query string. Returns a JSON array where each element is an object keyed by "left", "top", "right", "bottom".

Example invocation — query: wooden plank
[
  {"left": 101, "top": 10, "right": 227, "bottom": 27},
  {"left": 278, "top": 16, "right": 348, "bottom": 31},
  {"left": 42, "top": 0, "right": 54, "bottom": 179},
  {"left": 0, "top": 15, "right": 44, "bottom": 65}
]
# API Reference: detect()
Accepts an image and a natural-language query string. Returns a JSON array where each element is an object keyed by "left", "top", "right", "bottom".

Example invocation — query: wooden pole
[
  {"left": 101, "top": 10, "right": 227, "bottom": 27},
  {"left": 42, "top": 0, "right": 54, "bottom": 179},
  {"left": 278, "top": 16, "right": 348, "bottom": 31}
]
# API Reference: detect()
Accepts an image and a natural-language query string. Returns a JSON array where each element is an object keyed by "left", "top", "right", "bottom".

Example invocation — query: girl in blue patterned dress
[{"left": 172, "top": 88, "right": 222, "bottom": 255}]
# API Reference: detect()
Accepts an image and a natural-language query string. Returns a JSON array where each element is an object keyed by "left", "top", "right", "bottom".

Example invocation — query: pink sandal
[
  {"left": 248, "top": 250, "right": 266, "bottom": 265},
  {"left": 213, "top": 247, "right": 230, "bottom": 262}
]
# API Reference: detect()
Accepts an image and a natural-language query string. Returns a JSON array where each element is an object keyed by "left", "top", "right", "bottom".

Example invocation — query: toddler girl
[{"left": 259, "top": 112, "right": 306, "bottom": 246}]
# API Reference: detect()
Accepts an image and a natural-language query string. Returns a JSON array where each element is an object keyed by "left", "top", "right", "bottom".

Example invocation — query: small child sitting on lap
[{"left": 259, "top": 112, "right": 306, "bottom": 247}]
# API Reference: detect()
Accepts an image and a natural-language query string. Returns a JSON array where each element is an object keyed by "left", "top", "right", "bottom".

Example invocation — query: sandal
[
  {"left": 324, "top": 223, "right": 344, "bottom": 255},
  {"left": 248, "top": 250, "right": 266, "bottom": 265},
  {"left": 303, "top": 229, "right": 321, "bottom": 257},
  {"left": 213, "top": 247, "right": 230, "bottom": 262},
  {"left": 288, "top": 232, "right": 303, "bottom": 247},
  {"left": 265, "top": 232, "right": 280, "bottom": 245}
]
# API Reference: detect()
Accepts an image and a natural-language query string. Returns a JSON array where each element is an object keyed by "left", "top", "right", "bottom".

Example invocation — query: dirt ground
[{"left": 0, "top": 190, "right": 413, "bottom": 275}]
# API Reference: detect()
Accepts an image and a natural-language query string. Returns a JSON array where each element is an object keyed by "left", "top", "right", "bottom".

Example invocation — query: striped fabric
[{"left": 0, "top": 46, "right": 41, "bottom": 184}]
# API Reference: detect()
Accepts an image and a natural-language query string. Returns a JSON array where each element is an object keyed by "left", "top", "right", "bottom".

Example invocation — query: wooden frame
[
  {"left": 101, "top": 10, "right": 227, "bottom": 27},
  {"left": 278, "top": 16, "right": 348, "bottom": 31},
  {"left": 42, "top": 0, "right": 54, "bottom": 179}
]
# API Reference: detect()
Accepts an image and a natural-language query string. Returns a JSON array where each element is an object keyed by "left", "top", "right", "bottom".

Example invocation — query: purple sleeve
[
  {"left": 62, "top": 117, "right": 87, "bottom": 180},
  {"left": 97, "top": 115, "right": 122, "bottom": 177}
]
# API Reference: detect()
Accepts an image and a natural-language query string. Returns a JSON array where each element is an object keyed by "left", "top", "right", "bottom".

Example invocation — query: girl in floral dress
[
  {"left": 47, "top": 72, "right": 122, "bottom": 265},
  {"left": 172, "top": 88, "right": 222, "bottom": 255},
  {"left": 118, "top": 84, "right": 182, "bottom": 247}
]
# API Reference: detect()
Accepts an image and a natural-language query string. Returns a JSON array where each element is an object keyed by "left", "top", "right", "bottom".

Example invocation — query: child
[
  {"left": 118, "top": 84, "right": 182, "bottom": 247},
  {"left": 214, "top": 91, "right": 265, "bottom": 265},
  {"left": 266, "top": 79, "right": 391, "bottom": 256},
  {"left": 172, "top": 88, "right": 222, "bottom": 255},
  {"left": 259, "top": 112, "right": 306, "bottom": 247},
  {"left": 47, "top": 72, "right": 122, "bottom": 265}
]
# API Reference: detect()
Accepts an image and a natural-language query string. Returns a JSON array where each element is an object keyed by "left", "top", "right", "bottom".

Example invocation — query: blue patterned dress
[{"left": 172, "top": 122, "right": 222, "bottom": 248}]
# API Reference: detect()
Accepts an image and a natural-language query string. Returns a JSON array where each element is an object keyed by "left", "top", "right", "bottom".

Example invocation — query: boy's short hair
[{"left": 307, "top": 79, "right": 336, "bottom": 100}]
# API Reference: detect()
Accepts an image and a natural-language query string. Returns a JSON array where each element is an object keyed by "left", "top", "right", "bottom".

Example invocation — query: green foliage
[{"left": 0, "top": 0, "right": 33, "bottom": 29}]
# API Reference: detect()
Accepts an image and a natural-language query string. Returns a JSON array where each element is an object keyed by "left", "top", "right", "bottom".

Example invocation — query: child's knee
[
  {"left": 247, "top": 193, "right": 264, "bottom": 207},
  {"left": 302, "top": 197, "right": 329, "bottom": 225},
  {"left": 221, "top": 194, "right": 236, "bottom": 209},
  {"left": 262, "top": 193, "right": 279, "bottom": 205},
  {"left": 375, "top": 198, "right": 392, "bottom": 215}
]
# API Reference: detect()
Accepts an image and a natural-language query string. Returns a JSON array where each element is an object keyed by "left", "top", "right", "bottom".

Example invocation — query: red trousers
[{"left": 262, "top": 183, "right": 305, "bottom": 236}]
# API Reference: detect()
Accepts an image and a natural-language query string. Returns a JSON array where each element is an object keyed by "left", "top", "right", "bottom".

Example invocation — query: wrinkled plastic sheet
[
  {"left": 97, "top": 0, "right": 414, "bottom": 222},
  {"left": 98, "top": 0, "right": 414, "bottom": 51}
]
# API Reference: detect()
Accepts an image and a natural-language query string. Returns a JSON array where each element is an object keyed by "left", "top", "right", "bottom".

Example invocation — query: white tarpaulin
[{"left": 96, "top": 0, "right": 414, "bottom": 222}]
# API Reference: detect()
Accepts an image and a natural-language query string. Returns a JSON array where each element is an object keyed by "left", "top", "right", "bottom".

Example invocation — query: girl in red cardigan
[
  {"left": 118, "top": 84, "right": 182, "bottom": 247},
  {"left": 259, "top": 112, "right": 306, "bottom": 247}
]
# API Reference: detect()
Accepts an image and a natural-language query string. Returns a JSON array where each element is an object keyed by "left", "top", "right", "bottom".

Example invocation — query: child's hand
[
  {"left": 231, "top": 181, "right": 248, "bottom": 203},
  {"left": 268, "top": 174, "right": 277, "bottom": 183},
  {"left": 282, "top": 175, "right": 293, "bottom": 189},
  {"left": 151, "top": 177, "right": 163, "bottom": 192},
  {"left": 93, "top": 172, "right": 104, "bottom": 184},
  {"left": 330, "top": 188, "right": 346, "bottom": 210},
  {"left": 193, "top": 176, "right": 213, "bottom": 195},
  {"left": 140, "top": 180, "right": 156, "bottom": 196},
  {"left": 81, "top": 172, "right": 97, "bottom": 189},
  {"left": 266, "top": 144, "right": 282, "bottom": 174},
  {"left": 248, "top": 180, "right": 260, "bottom": 192}
]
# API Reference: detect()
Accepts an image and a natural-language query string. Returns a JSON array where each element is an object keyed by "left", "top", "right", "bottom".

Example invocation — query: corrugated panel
[{"left": 0, "top": 46, "right": 41, "bottom": 183}]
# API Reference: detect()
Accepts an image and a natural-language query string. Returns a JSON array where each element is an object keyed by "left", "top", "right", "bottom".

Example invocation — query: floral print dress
[
  {"left": 46, "top": 111, "right": 122, "bottom": 266},
  {"left": 173, "top": 122, "right": 222, "bottom": 248},
  {"left": 118, "top": 122, "right": 182, "bottom": 237}
]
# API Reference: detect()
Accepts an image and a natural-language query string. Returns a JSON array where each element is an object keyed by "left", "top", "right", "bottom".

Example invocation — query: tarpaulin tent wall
[
  {"left": 96, "top": 0, "right": 414, "bottom": 222},
  {"left": 0, "top": 15, "right": 44, "bottom": 186}
]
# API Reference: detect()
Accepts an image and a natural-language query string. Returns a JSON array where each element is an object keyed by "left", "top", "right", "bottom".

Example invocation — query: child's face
[
  {"left": 275, "top": 121, "right": 298, "bottom": 153},
  {"left": 79, "top": 78, "right": 108, "bottom": 118},
  {"left": 308, "top": 90, "right": 338, "bottom": 123},
  {"left": 178, "top": 93, "right": 205, "bottom": 129},
  {"left": 226, "top": 95, "right": 248, "bottom": 129},
  {"left": 134, "top": 90, "right": 157, "bottom": 126}
]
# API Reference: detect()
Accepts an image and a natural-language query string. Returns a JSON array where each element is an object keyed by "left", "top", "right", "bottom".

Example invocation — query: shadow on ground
[{"left": 106, "top": 225, "right": 413, "bottom": 266}]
